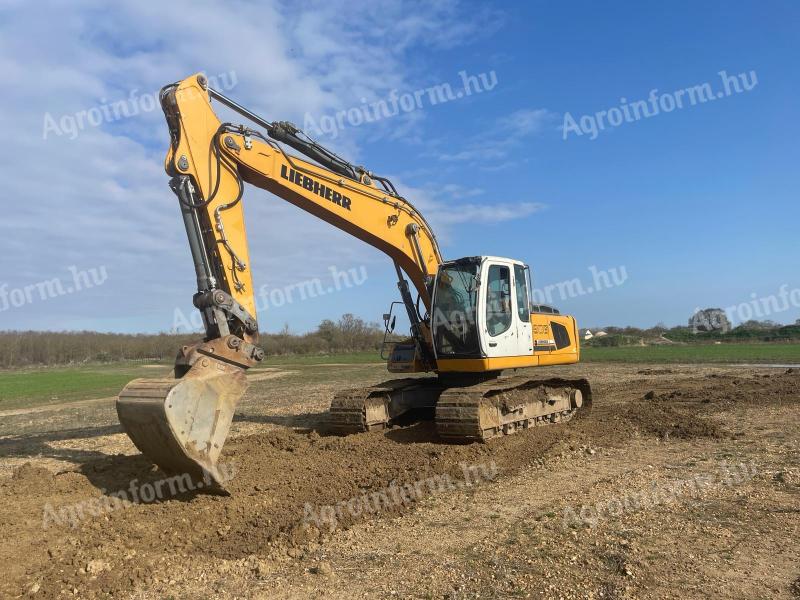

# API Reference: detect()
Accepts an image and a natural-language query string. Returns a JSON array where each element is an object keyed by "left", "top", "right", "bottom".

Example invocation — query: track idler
[{"left": 116, "top": 336, "right": 260, "bottom": 488}]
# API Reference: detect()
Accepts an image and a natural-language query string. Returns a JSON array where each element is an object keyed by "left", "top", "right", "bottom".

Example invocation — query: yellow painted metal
[
  {"left": 437, "top": 355, "right": 540, "bottom": 372},
  {"left": 166, "top": 75, "right": 256, "bottom": 321},
  {"left": 166, "top": 73, "right": 441, "bottom": 312},
  {"left": 221, "top": 131, "right": 442, "bottom": 306},
  {"left": 531, "top": 313, "right": 582, "bottom": 360},
  {"left": 537, "top": 352, "right": 579, "bottom": 366}
]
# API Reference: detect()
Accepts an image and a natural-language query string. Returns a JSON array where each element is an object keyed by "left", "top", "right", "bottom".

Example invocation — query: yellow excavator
[{"left": 116, "top": 74, "right": 591, "bottom": 487}]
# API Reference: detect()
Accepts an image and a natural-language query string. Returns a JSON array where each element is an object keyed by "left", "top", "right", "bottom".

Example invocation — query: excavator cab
[
  {"left": 431, "top": 256, "right": 535, "bottom": 369},
  {"left": 387, "top": 256, "right": 534, "bottom": 373}
]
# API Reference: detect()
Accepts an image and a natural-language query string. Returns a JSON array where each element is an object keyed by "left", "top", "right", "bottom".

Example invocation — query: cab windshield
[{"left": 432, "top": 262, "right": 481, "bottom": 357}]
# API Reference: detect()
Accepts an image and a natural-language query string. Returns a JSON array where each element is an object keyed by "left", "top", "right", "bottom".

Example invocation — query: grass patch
[
  {"left": 0, "top": 355, "right": 382, "bottom": 411},
  {"left": 582, "top": 343, "right": 800, "bottom": 364},
  {"left": 260, "top": 351, "right": 382, "bottom": 367},
  {"left": 0, "top": 363, "right": 172, "bottom": 410}
]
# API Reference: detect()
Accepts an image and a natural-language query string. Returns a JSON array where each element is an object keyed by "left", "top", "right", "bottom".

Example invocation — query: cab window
[
  {"left": 551, "top": 321, "right": 572, "bottom": 349},
  {"left": 513, "top": 264, "right": 530, "bottom": 322},
  {"left": 486, "top": 265, "right": 512, "bottom": 336},
  {"left": 432, "top": 263, "right": 481, "bottom": 357}
]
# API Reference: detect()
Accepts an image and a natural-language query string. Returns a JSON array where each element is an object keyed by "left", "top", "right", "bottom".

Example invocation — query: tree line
[
  {"left": 586, "top": 321, "right": 800, "bottom": 347},
  {"left": 0, "top": 314, "right": 388, "bottom": 368}
]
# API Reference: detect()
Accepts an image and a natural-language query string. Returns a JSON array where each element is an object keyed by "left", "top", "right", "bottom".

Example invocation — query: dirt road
[{"left": 0, "top": 363, "right": 798, "bottom": 599}]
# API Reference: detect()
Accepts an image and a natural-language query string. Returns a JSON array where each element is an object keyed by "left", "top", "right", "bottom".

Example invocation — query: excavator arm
[
  {"left": 164, "top": 74, "right": 442, "bottom": 357},
  {"left": 117, "top": 73, "right": 443, "bottom": 486}
]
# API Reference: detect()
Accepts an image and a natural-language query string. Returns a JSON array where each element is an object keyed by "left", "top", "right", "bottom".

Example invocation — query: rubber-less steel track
[
  {"left": 328, "top": 389, "right": 390, "bottom": 434},
  {"left": 435, "top": 376, "right": 592, "bottom": 441},
  {"left": 328, "top": 376, "right": 592, "bottom": 442},
  {"left": 328, "top": 378, "right": 439, "bottom": 434}
]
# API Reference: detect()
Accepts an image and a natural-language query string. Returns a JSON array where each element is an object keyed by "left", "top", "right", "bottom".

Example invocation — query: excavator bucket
[{"left": 116, "top": 356, "right": 247, "bottom": 489}]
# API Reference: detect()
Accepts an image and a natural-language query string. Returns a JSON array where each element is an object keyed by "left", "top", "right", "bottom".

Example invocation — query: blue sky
[{"left": 0, "top": 0, "right": 798, "bottom": 334}]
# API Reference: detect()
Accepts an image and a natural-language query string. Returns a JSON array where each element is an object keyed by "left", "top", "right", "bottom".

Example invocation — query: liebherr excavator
[{"left": 116, "top": 73, "right": 592, "bottom": 487}]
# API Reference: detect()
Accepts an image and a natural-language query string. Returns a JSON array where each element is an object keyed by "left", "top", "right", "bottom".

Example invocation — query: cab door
[
  {"left": 512, "top": 263, "right": 533, "bottom": 355},
  {"left": 481, "top": 260, "right": 518, "bottom": 358}
]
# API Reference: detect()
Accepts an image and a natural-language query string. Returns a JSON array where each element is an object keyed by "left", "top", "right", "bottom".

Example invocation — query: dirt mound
[
  {"left": 642, "top": 371, "right": 800, "bottom": 407},
  {"left": 2, "top": 366, "right": 798, "bottom": 598},
  {"left": 626, "top": 402, "right": 724, "bottom": 439},
  {"left": 4, "top": 461, "right": 54, "bottom": 494},
  {"left": 11, "top": 461, "right": 53, "bottom": 482},
  {"left": 632, "top": 371, "right": 800, "bottom": 439}
]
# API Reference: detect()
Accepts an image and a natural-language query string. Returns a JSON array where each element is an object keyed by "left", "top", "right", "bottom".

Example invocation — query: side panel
[{"left": 531, "top": 313, "right": 581, "bottom": 364}]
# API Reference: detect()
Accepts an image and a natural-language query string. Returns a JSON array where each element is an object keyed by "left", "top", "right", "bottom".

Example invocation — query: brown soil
[{"left": 0, "top": 364, "right": 798, "bottom": 599}]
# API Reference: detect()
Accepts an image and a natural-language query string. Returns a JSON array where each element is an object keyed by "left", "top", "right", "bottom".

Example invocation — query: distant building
[
  {"left": 584, "top": 330, "right": 593, "bottom": 340},
  {"left": 689, "top": 308, "right": 731, "bottom": 333},
  {"left": 595, "top": 331, "right": 608, "bottom": 337}
]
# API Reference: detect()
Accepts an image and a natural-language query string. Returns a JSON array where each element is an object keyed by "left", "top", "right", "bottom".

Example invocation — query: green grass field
[
  {"left": 2, "top": 344, "right": 798, "bottom": 411},
  {"left": 264, "top": 344, "right": 800, "bottom": 366},
  {"left": 0, "top": 355, "right": 384, "bottom": 411},
  {"left": 259, "top": 351, "right": 383, "bottom": 367},
  {"left": 0, "top": 363, "right": 172, "bottom": 411},
  {"left": 581, "top": 342, "right": 800, "bottom": 364}
]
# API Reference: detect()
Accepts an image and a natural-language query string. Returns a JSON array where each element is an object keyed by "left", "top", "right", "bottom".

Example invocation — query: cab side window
[
  {"left": 513, "top": 264, "right": 529, "bottom": 322},
  {"left": 486, "top": 265, "right": 512, "bottom": 336},
  {"left": 551, "top": 321, "right": 572, "bottom": 349}
]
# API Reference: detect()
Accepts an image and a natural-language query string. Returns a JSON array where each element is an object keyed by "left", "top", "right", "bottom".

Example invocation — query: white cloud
[
  {"left": 389, "top": 179, "right": 546, "bottom": 246},
  {"left": 434, "top": 202, "right": 545, "bottom": 225},
  {"left": 437, "top": 107, "right": 558, "bottom": 163},
  {"left": 499, "top": 108, "right": 554, "bottom": 136},
  {"left": 438, "top": 184, "right": 486, "bottom": 200},
  {"left": 0, "top": 0, "right": 506, "bottom": 331}
]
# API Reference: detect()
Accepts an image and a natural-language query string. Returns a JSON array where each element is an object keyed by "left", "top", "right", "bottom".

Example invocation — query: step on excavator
[{"left": 116, "top": 74, "right": 592, "bottom": 488}]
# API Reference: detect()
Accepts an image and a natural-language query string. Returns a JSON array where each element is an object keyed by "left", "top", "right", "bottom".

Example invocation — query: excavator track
[
  {"left": 328, "top": 377, "right": 444, "bottom": 435},
  {"left": 435, "top": 376, "right": 592, "bottom": 441},
  {"left": 328, "top": 388, "right": 391, "bottom": 434},
  {"left": 328, "top": 375, "right": 591, "bottom": 441}
]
